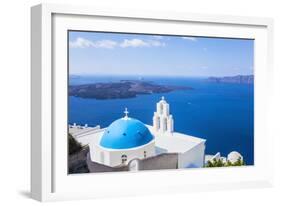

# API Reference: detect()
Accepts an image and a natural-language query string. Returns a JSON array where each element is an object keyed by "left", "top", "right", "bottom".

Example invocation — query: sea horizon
[{"left": 69, "top": 73, "right": 254, "bottom": 79}]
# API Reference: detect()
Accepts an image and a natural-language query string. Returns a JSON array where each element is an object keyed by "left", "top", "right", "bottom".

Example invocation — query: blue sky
[{"left": 69, "top": 31, "right": 254, "bottom": 77}]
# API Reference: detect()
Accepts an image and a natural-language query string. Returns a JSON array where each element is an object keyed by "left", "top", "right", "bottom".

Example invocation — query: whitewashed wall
[
  {"left": 178, "top": 142, "right": 206, "bottom": 168},
  {"left": 91, "top": 141, "right": 156, "bottom": 167}
]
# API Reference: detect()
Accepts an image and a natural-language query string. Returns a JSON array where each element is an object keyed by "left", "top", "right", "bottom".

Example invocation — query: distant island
[
  {"left": 207, "top": 75, "right": 254, "bottom": 84},
  {"left": 69, "top": 80, "right": 192, "bottom": 99}
]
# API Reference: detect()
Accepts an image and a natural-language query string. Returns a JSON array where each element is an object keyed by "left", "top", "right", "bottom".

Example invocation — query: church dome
[{"left": 100, "top": 116, "right": 154, "bottom": 150}]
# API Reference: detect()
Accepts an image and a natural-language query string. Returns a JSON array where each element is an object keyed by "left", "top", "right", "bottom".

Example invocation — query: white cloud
[
  {"left": 69, "top": 37, "right": 94, "bottom": 48},
  {"left": 70, "top": 37, "right": 165, "bottom": 49},
  {"left": 181, "top": 37, "right": 197, "bottom": 41},
  {"left": 149, "top": 40, "right": 166, "bottom": 47},
  {"left": 69, "top": 37, "right": 118, "bottom": 49},
  {"left": 120, "top": 39, "right": 165, "bottom": 48},
  {"left": 94, "top": 40, "right": 118, "bottom": 49},
  {"left": 120, "top": 39, "right": 150, "bottom": 48}
]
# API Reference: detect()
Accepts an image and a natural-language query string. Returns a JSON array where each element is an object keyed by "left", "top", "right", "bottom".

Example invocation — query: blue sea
[{"left": 69, "top": 75, "right": 254, "bottom": 165}]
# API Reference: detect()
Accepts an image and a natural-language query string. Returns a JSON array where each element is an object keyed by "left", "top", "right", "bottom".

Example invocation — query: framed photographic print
[{"left": 31, "top": 3, "right": 274, "bottom": 201}]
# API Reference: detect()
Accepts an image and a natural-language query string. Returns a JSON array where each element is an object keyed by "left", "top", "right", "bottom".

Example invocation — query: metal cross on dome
[{"left": 124, "top": 107, "right": 129, "bottom": 118}]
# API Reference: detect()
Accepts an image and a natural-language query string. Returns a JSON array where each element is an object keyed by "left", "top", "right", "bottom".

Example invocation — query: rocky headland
[{"left": 69, "top": 80, "right": 192, "bottom": 99}]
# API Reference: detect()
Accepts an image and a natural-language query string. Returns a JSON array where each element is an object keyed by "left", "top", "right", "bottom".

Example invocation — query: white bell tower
[{"left": 153, "top": 96, "right": 174, "bottom": 134}]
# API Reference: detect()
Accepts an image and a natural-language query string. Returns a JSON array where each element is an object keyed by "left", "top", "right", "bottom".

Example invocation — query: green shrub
[
  {"left": 205, "top": 157, "right": 245, "bottom": 167},
  {"left": 226, "top": 157, "right": 245, "bottom": 167},
  {"left": 205, "top": 158, "right": 225, "bottom": 167}
]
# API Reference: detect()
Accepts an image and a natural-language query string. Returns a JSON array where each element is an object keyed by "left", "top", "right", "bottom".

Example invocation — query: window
[
  {"left": 144, "top": 151, "right": 147, "bottom": 158},
  {"left": 121, "top": 154, "right": 127, "bottom": 164}
]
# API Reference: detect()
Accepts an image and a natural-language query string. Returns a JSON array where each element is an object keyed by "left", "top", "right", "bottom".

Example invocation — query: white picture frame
[{"left": 31, "top": 3, "right": 274, "bottom": 202}]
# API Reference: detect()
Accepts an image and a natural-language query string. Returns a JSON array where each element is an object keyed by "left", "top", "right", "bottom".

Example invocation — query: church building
[{"left": 69, "top": 97, "right": 206, "bottom": 171}]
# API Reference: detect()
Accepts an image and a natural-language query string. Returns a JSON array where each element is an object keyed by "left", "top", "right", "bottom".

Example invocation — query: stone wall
[
  {"left": 86, "top": 152, "right": 178, "bottom": 173},
  {"left": 138, "top": 153, "right": 178, "bottom": 170},
  {"left": 87, "top": 153, "right": 128, "bottom": 173}
]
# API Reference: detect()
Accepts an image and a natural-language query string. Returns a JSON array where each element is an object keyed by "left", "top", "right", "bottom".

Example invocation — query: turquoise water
[{"left": 69, "top": 76, "right": 254, "bottom": 165}]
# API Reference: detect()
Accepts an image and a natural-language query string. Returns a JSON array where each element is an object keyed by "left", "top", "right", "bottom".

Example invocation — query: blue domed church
[
  {"left": 100, "top": 113, "right": 154, "bottom": 150},
  {"left": 70, "top": 97, "right": 206, "bottom": 170},
  {"left": 92, "top": 109, "right": 157, "bottom": 167}
]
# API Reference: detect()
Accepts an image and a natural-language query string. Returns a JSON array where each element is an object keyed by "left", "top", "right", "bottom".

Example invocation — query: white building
[{"left": 69, "top": 97, "right": 206, "bottom": 169}]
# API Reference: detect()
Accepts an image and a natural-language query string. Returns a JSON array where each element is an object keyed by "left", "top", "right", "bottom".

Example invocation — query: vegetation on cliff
[
  {"left": 205, "top": 157, "right": 245, "bottom": 167},
  {"left": 69, "top": 80, "right": 192, "bottom": 99},
  {"left": 68, "top": 133, "right": 83, "bottom": 155}
]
